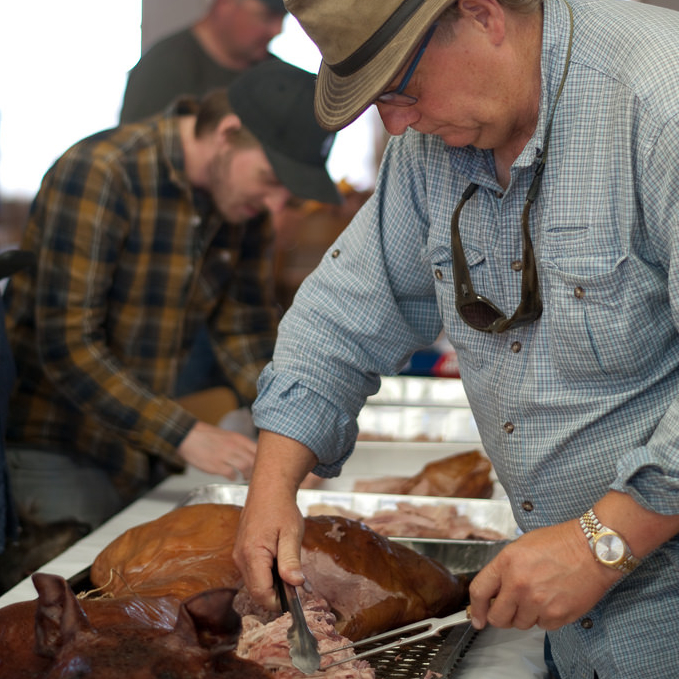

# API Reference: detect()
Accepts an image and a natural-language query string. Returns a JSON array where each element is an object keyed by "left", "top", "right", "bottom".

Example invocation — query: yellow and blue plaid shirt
[{"left": 5, "top": 100, "right": 279, "bottom": 496}]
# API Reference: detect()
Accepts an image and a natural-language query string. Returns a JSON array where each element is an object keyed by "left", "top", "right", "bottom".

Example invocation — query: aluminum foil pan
[
  {"left": 181, "top": 484, "right": 519, "bottom": 573},
  {"left": 357, "top": 404, "right": 481, "bottom": 443},
  {"left": 366, "top": 376, "right": 471, "bottom": 407}
]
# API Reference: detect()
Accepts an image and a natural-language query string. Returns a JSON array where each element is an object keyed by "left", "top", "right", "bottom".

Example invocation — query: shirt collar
[
  {"left": 514, "top": 0, "right": 573, "bottom": 169},
  {"left": 155, "top": 97, "right": 198, "bottom": 192}
]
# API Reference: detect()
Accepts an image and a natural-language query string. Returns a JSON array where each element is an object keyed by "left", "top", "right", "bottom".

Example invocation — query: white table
[{"left": 0, "top": 456, "right": 548, "bottom": 679}]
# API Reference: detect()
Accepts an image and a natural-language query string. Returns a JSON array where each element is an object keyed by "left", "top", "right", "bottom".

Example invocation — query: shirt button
[
  {"left": 435, "top": 269, "right": 443, "bottom": 280},
  {"left": 331, "top": 249, "right": 341, "bottom": 258},
  {"left": 574, "top": 286, "right": 585, "bottom": 299},
  {"left": 511, "top": 260, "right": 523, "bottom": 272},
  {"left": 580, "top": 618, "right": 594, "bottom": 629},
  {"left": 503, "top": 421, "right": 515, "bottom": 434},
  {"left": 521, "top": 500, "right": 534, "bottom": 512},
  {"left": 511, "top": 341, "right": 522, "bottom": 353}
]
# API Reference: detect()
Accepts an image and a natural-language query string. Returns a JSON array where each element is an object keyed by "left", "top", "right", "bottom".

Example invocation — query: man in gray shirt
[{"left": 120, "top": 0, "right": 286, "bottom": 124}]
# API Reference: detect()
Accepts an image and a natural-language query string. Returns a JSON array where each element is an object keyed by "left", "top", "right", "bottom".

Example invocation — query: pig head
[{"left": 0, "top": 572, "right": 271, "bottom": 679}]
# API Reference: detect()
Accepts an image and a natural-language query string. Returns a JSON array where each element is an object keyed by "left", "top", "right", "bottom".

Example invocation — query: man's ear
[
  {"left": 458, "top": 0, "right": 505, "bottom": 43},
  {"left": 215, "top": 113, "right": 243, "bottom": 148}
]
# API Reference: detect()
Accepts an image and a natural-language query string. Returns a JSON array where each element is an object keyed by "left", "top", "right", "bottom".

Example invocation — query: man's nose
[{"left": 376, "top": 104, "right": 420, "bottom": 137}]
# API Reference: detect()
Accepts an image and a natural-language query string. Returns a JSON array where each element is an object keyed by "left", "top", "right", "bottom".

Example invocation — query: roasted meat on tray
[{"left": 91, "top": 503, "right": 468, "bottom": 640}]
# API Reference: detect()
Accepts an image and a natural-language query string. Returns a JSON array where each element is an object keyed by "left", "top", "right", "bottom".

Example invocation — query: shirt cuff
[
  {"left": 252, "top": 364, "right": 358, "bottom": 477},
  {"left": 137, "top": 395, "right": 197, "bottom": 467},
  {"left": 611, "top": 446, "right": 679, "bottom": 515}
]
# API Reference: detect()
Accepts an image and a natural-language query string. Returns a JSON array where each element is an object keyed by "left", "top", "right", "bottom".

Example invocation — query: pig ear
[
  {"left": 32, "top": 573, "right": 93, "bottom": 658},
  {"left": 174, "top": 588, "right": 242, "bottom": 651}
]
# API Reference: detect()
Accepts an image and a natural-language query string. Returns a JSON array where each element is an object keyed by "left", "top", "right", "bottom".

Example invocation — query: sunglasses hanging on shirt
[{"left": 451, "top": 1, "right": 573, "bottom": 334}]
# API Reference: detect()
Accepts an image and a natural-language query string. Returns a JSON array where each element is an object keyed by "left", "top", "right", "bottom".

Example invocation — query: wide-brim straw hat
[{"left": 286, "top": 0, "right": 456, "bottom": 131}]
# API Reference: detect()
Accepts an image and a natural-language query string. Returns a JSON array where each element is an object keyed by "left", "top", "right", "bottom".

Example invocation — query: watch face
[{"left": 594, "top": 532, "right": 625, "bottom": 565}]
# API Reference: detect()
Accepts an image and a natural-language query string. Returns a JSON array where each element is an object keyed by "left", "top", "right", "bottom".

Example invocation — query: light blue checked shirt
[{"left": 253, "top": 0, "right": 679, "bottom": 676}]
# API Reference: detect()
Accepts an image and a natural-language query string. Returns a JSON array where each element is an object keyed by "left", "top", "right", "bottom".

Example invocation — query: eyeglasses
[
  {"left": 451, "top": 181, "right": 543, "bottom": 334},
  {"left": 375, "top": 23, "right": 437, "bottom": 107}
]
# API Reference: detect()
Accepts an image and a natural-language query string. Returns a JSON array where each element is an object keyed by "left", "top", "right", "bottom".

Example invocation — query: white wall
[
  {"left": 0, "top": 1, "right": 142, "bottom": 200},
  {"left": 141, "top": 0, "right": 206, "bottom": 53}
]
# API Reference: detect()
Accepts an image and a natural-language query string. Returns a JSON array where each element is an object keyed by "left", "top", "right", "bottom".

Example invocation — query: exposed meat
[
  {"left": 0, "top": 572, "right": 271, "bottom": 679},
  {"left": 304, "top": 504, "right": 363, "bottom": 521},
  {"left": 237, "top": 595, "right": 374, "bottom": 678},
  {"left": 91, "top": 504, "right": 468, "bottom": 642},
  {"left": 306, "top": 502, "right": 505, "bottom": 541},
  {"left": 352, "top": 450, "right": 494, "bottom": 499}
]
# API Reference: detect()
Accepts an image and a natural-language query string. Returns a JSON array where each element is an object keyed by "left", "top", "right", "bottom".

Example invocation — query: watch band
[
  {"left": 579, "top": 509, "right": 640, "bottom": 574},
  {"left": 579, "top": 508, "right": 604, "bottom": 541}
]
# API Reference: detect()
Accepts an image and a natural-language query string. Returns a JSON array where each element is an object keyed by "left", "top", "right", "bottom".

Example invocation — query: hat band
[{"left": 327, "top": 0, "right": 427, "bottom": 78}]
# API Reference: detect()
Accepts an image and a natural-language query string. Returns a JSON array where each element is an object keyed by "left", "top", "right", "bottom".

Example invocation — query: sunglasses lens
[{"left": 458, "top": 300, "right": 504, "bottom": 330}]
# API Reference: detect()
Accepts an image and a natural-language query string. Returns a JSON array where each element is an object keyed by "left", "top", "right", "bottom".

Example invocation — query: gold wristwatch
[{"left": 579, "top": 509, "right": 640, "bottom": 574}]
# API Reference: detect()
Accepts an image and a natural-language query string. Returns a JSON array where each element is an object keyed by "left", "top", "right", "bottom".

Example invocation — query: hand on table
[{"left": 178, "top": 420, "right": 257, "bottom": 481}]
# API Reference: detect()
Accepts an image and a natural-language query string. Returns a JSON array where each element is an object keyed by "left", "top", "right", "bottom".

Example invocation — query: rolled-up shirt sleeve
[{"left": 252, "top": 136, "right": 445, "bottom": 475}]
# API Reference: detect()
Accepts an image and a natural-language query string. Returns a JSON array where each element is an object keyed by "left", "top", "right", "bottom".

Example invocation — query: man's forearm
[
  {"left": 248, "top": 430, "right": 319, "bottom": 499},
  {"left": 592, "top": 489, "right": 679, "bottom": 560}
]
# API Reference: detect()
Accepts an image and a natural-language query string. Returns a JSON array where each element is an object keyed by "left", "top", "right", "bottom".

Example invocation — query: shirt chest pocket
[
  {"left": 541, "top": 254, "right": 672, "bottom": 381},
  {"left": 428, "top": 245, "right": 496, "bottom": 369}
]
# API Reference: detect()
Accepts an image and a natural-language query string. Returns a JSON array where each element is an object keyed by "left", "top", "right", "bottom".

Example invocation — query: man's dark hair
[{"left": 194, "top": 89, "right": 259, "bottom": 147}]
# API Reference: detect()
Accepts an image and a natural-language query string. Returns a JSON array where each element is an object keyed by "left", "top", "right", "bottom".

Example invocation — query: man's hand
[
  {"left": 178, "top": 421, "right": 257, "bottom": 481},
  {"left": 468, "top": 491, "right": 679, "bottom": 630},
  {"left": 468, "top": 519, "right": 620, "bottom": 630},
  {"left": 233, "top": 430, "right": 318, "bottom": 610},
  {"left": 234, "top": 484, "right": 306, "bottom": 610}
]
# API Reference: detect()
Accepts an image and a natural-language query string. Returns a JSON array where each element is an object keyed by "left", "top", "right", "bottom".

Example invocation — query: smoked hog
[
  {"left": 353, "top": 450, "right": 494, "bottom": 498},
  {"left": 0, "top": 572, "right": 271, "bottom": 679},
  {"left": 91, "top": 503, "right": 469, "bottom": 641}
]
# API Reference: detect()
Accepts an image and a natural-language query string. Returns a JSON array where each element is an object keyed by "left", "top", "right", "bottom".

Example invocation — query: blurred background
[{"left": 0, "top": 0, "right": 674, "bottom": 292}]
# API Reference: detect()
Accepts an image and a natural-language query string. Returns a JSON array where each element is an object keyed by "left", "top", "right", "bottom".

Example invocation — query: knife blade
[{"left": 273, "top": 560, "right": 321, "bottom": 675}]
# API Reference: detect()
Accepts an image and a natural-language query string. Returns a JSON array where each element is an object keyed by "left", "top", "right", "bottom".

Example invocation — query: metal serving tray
[
  {"left": 181, "top": 484, "right": 519, "bottom": 573},
  {"left": 357, "top": 404, "right": 481, "bottom": 443},
  {"left": 366, "top": 376, "right": 471, "bottom": 407},
  {"left": 358, "top": 377, "right": 482, "bottom": 443}
]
